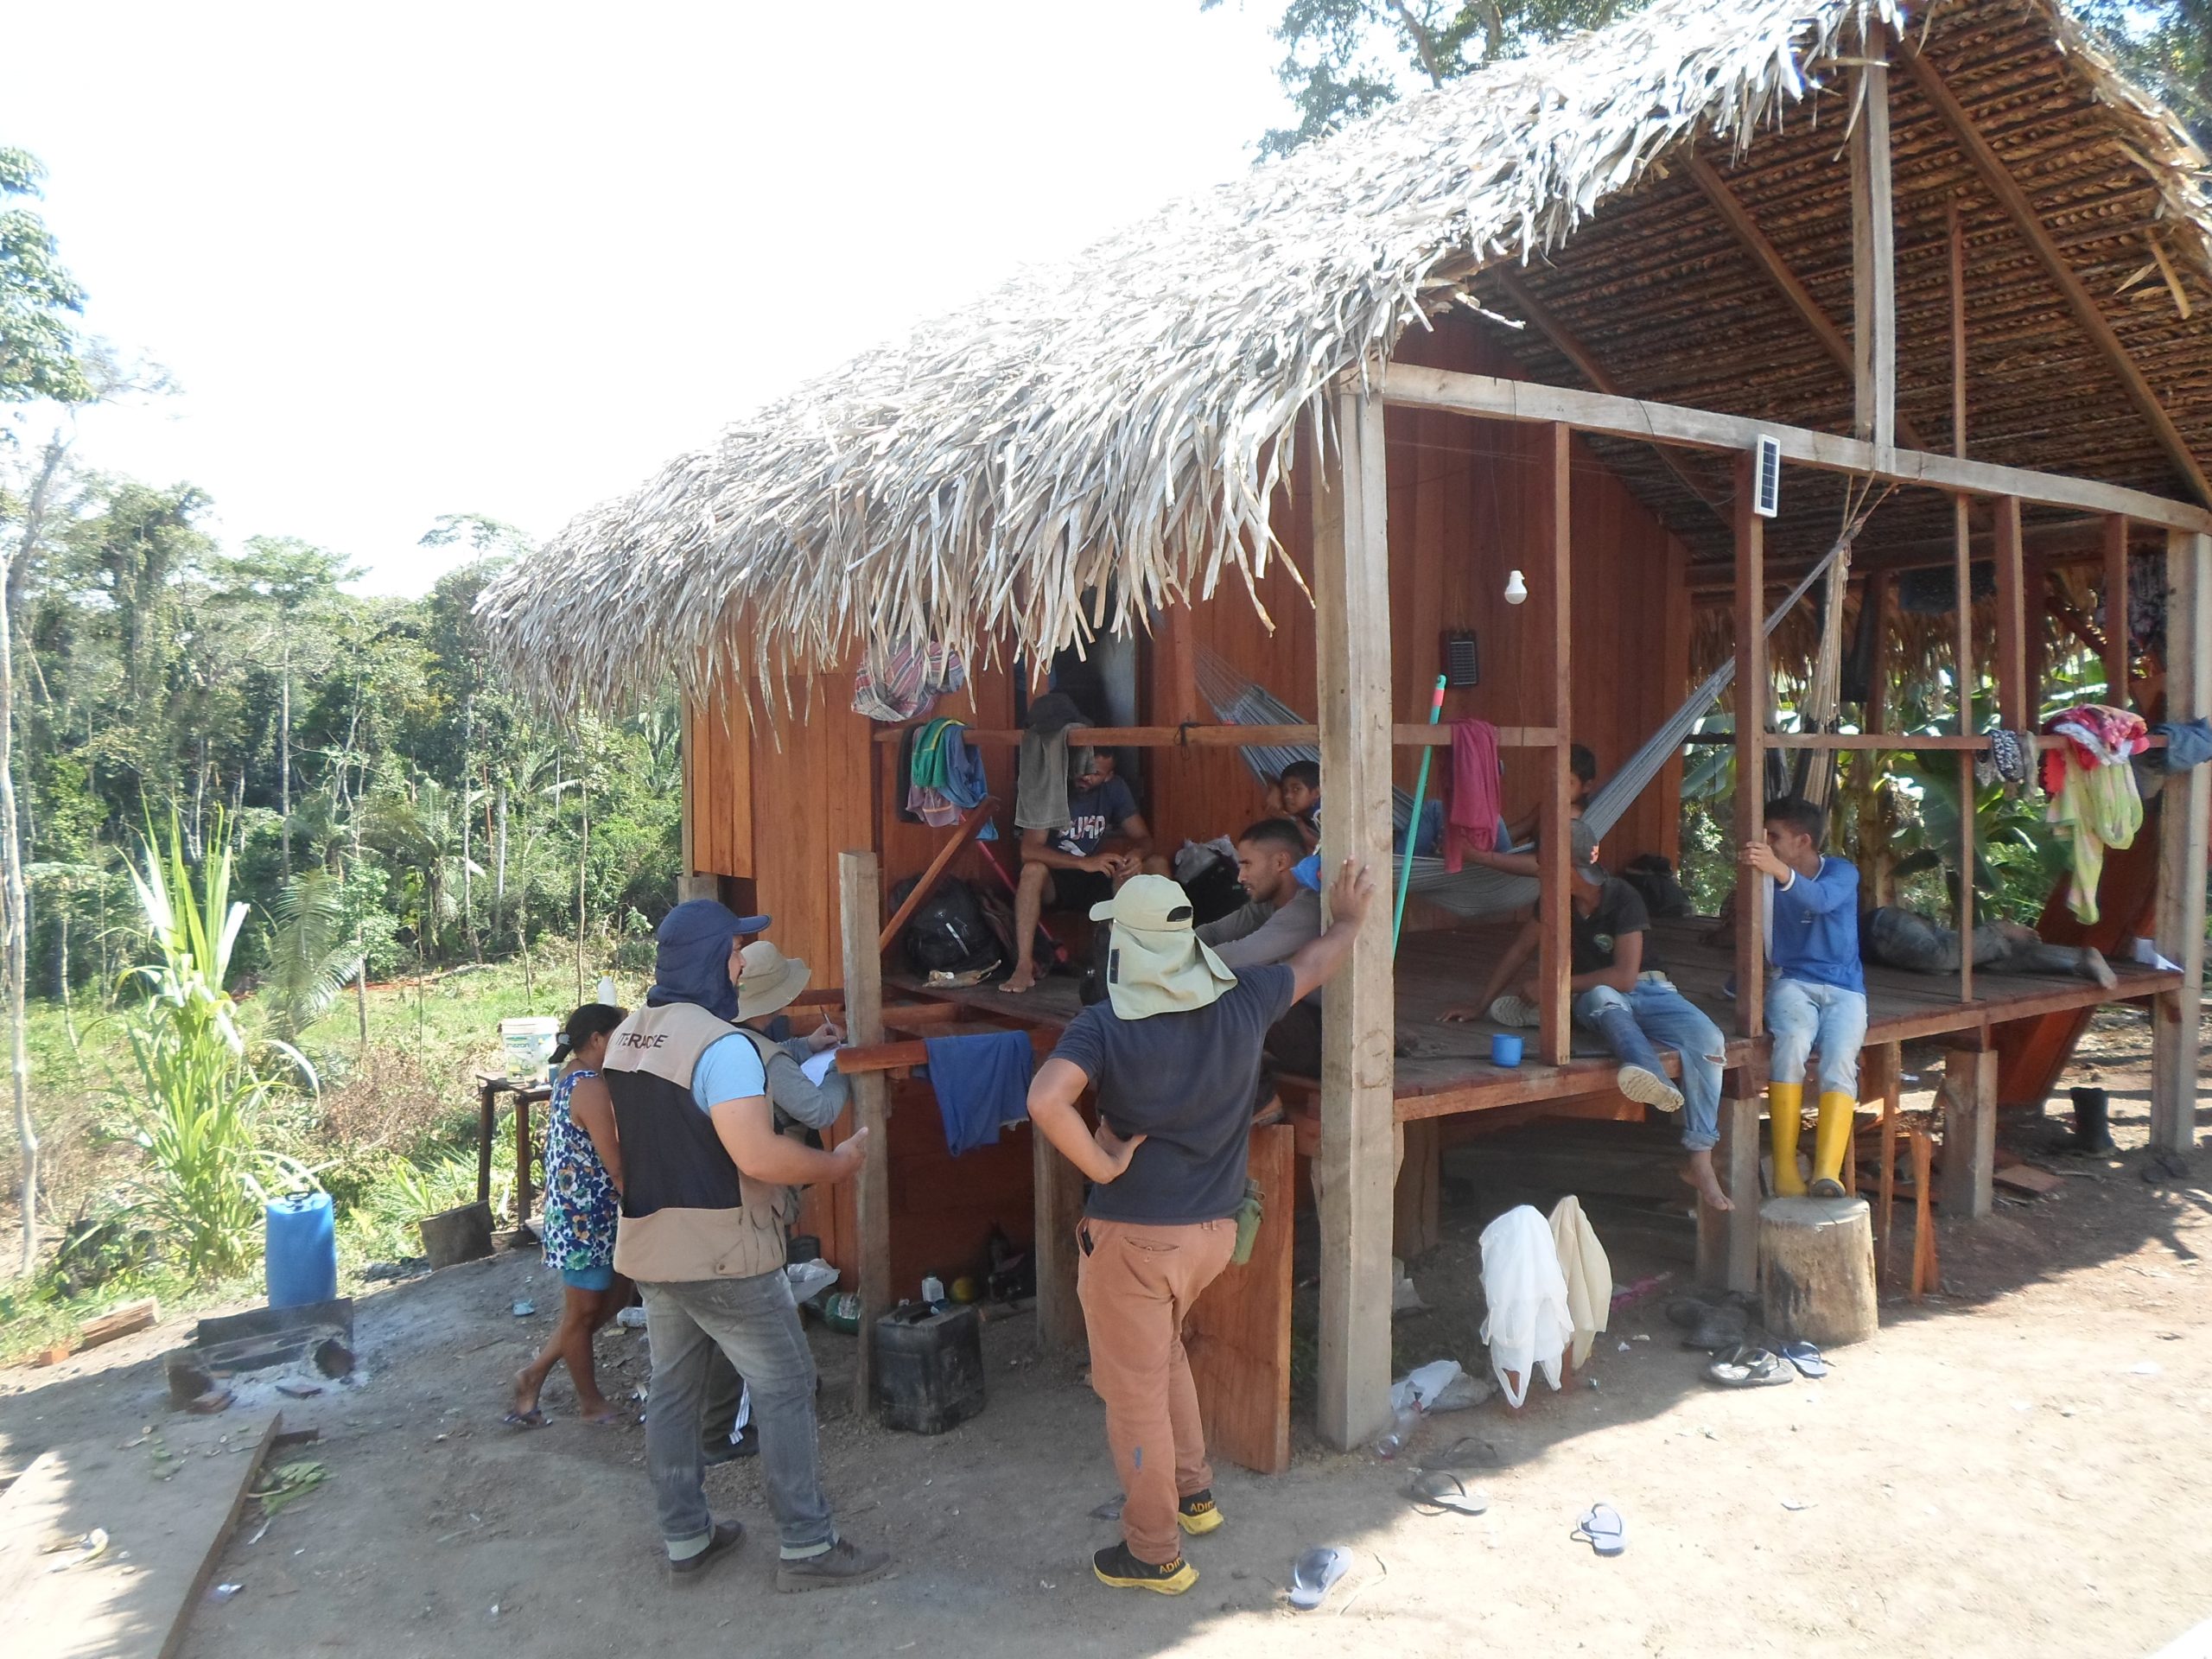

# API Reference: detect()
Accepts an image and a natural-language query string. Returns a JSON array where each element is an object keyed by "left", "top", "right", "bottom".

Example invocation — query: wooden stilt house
[{"left": 484, "top": 0, "right": 2212, "bottom": 1459}]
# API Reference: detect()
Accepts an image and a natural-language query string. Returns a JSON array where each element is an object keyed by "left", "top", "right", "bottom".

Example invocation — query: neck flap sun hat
[
  {"left": 737, "top": 939, "right": 811, "bottom": 1021},
  {"left": 1089, "top": 874, "right": 1235, "bottom": 1020},
  {"left": 648, "top": 899, "right": 771, "bottom": 1023}
]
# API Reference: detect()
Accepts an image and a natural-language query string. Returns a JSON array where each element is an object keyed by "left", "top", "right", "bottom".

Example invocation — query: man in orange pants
[{"left": 1025, "top": 862, "right": 1371, "bottom": 1593}]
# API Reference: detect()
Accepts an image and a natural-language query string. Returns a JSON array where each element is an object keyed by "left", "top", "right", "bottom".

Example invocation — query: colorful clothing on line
[
  {"left": 2041, "top": 705, "right": 2148, "bottom": 925},
  {"left": 1443, "top": 719, "right": 1502, "bottom": 872},
  {"left": 542, "top": 1067, "right": 620, "bottom": 1279},
  {"left": 853, "top": 641, "right": 965, "bottom": 723}
]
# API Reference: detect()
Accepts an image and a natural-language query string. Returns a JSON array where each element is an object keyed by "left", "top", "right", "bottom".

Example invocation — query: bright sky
[{"left": 7, "top": 3, "right": 1293, "bottom": 594}]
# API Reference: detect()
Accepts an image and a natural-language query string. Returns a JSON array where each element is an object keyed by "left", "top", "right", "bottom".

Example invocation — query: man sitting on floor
[
  {"left": 1862, "top": 906, "right": 2115, "bottom": 988},
  {"left": 1743, "top": 795, "right": 1866, "bottom": 1199},
  {"left": 1440, "top": 818, "right": 1733, "bottom": 1211},
  {"left": 1005, "top": 748, "right": 1154, "bottom": 993},
  {"left": 1196, "top": 817, "right": 1325, "bottom": 1075}
]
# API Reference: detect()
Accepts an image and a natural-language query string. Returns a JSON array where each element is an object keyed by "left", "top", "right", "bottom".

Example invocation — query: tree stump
[{"left": 1758, "top": 1196, "right": 1878, "bottom": 1347}]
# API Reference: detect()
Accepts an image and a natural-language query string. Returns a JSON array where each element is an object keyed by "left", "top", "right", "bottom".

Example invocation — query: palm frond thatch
[{"left": 477, "top": 0, "right": 2210, "bottom": 717}]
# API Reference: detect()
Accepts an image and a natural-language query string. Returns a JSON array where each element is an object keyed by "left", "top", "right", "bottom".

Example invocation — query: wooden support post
[
  {"left": 476, "top": 1077, "right": 497, "bottom": 1205},
  {"left": 1938, "top": 1045, "right": 1997, "bottom": 1221},
  {"left": 1313, "top": 391, "right": 1397, "bottom": 1452},
  {"left": 1732, "top": 450, "right": 1766, "bottom": 1039},
  {"left": 1695, "top": 1090, "right": 1762, "bottom": 1292},
  {"left": 1955, "top": 490, "right": 1976, "bottom": 1004},
  {"left": 1908, "top": 1127, "right": 1938, "bottom": 1299},
  {"left": 1873, "top": 1040, "right": 1902, "bottom": 1281},
  {"left": 1393, "top": 1118, "right": 1441, "bottom": 1261},
  {"left": 1993, "top": 497, "right": 2027, "bottom": 729},
  {"left": 2152, "top": 530, "right": 2209, "bottom": 1154},
  {"left": 514, "top": 1090, "right": 534, "bottom": 1225},
  {"left": 1032, "top": 1110, "right": 1088, "bottom": 1356},
  {"left": 1537, "top": 423, "right": 1574, "bottom": 1065},
  {"left": 1851, "top": 48, "right": 1897, "bottom": 449},
  {"left": 836, "top": 850, "right": 893, "bottom": 1404},
  {"left": 2104, "top": 515, "right": 2132, "bottom": 709}
]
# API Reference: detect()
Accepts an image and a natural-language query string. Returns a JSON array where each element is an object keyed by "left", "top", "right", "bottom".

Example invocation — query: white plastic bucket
[{"left": 500, "top": 1016, "right": 560, "bottom": 1081}]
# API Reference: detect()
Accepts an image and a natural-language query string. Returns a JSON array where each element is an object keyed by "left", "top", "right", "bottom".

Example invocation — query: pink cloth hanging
[{"left": 1445, "top": 719, "right": 1502, "bottom": 872}]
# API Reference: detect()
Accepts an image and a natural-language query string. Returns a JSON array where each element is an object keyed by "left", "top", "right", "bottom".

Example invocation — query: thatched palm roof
[{"left": 480, "top": 0, "right": 2210, "bottom": 715}]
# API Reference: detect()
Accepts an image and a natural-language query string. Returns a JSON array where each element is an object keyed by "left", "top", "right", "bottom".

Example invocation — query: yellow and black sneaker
[
  {"left": 1177, "top": 1490, "right": 1224, "bottom": 1536},
  {"left": 1092, "top": 1542, "right": 1198, "bottom": 1595}
]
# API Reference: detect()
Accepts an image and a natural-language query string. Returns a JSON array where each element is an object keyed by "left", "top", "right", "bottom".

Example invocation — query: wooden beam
[
  {"left": 836, "top": 849, "right": 893, "bottom": 1406},
  {"left": 1955, "top": 489, "right": 1976, "bottom": 1005},
  {"left": 1938, "top": 1045, "right": 1997, "bottom": 1220},
  {"left": 1686, "top": 155, "right": 1931, "bottom": 453},
  {"left": 876, "top": 797, "right": 996, "bottom": 953},
  {"left": 1896, "top": 37, "right": 2212, "bottom": 509},
  {"left": 1948, "top": 201, "right": 1969, "bottom": 459},
  {"left": 1694, "top": 1093, "right": 1761, "bottom": 1290},
  {"left": 1733, "top": 449, "right": 1766, "bottom": 1041},
  {"left": 1538, "top": 424, "right": 1574, "bottom": 1065},
  {"left": 1312, "top": 391, "right": 1397, "bottom": 1452},
  {"left": 1851, "top": 50, "right": 1897, "bottom": 448},
  {"left": 2151, "top": 530, "right": 2209, "bottom": 1154},
  {"left": 2104, "top": 514, "right": 2132, "bottom": 709},
  {"left": 1377, "top": 365, "right": 2212, "bottom": 535},
  {"left": 872, "top": 722, "right": 1560, "bottom": 748},
  {"left": 1993, "top": 497, "right": 2028, "bottom": 729},
  {"left": 1491, "top": 269, "right": 1731, "bottom": 524}
]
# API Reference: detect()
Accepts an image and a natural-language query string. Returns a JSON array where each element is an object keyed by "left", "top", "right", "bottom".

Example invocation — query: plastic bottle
[{"left": 920, "top": 1274, "right": 945, "bottom": 1311}]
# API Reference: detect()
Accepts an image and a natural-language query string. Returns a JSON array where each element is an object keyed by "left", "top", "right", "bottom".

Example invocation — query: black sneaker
[
  {"left": 1176, "top": 1490, "right": 1224, "bottom": 1536},
  {"left": 1092, "top": 1541, "right": 1198, "bottom": 1595},
  {"left": 702, "top": 1425, "right": 758, "bottom": 1465},
  {"left": 667, "top": 1520, "right": 744, "bottom": 1580},
  {"left": 774, "top": 1536, "right": 892, "bottom": 1593}
]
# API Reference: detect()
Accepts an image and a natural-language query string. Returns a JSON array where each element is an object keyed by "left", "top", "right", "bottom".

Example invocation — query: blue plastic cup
[{"left": 1491, "top": 1032, "right": 1523, "bottom": 1068}]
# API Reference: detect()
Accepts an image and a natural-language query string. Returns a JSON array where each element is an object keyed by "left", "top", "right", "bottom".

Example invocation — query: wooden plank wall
[{"left": 1147, "top": 314, "right": 1693, "bottom": 901}]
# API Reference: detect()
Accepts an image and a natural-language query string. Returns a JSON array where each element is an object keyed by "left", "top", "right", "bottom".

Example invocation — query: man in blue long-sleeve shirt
[{"left": 1742, "top": 796, "right": 1866, "bottom": 1198}]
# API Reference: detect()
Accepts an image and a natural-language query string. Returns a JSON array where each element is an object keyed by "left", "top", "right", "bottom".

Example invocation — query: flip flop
[
  {"left": 1287, "top": 1546, "right": 1352, "bottom": 1611},
  {"left": 1416, "top": 1435, "right": 1503, "bottom": 1472},
  {"left": 1572, "top": 1504, "right": 1626, "bottom": 1556},
  {"left": 580, "top": 1409, "right": 630, "bottom": 1427},
  {"left": 1706, "top": 1346, "right": 1796, "bottom": 1388},
  {"left": 1408, "top": 1471, "right": 1488, "bottom": 1516},
  {"left": 500, "top": 1408, "right": 550, "bottom": 1428},
  {"left": 1780, "top": 1340, "right": 1828, "bottom": 1379}
]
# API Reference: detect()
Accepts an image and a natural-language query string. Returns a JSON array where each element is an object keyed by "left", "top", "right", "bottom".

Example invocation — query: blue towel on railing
[
  {"left": 923, "top": 1030, "right": 1033, "bottom": 1156},
  {"left": 2152, "top": 719, "right": 2212, "bottom": 772}
]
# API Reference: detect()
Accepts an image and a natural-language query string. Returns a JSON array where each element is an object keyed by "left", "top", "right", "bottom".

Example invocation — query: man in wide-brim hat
[{"left": 1026, "top": 862, "right": 1375, "bottom": 1595}]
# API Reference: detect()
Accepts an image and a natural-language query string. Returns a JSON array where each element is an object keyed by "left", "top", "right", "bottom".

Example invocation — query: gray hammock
[{"left": 1195, "top": 520, "right": 1864, "bottom": 918}]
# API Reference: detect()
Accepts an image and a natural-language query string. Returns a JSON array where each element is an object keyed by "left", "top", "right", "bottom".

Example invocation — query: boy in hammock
[{"left": 1440, "top": 818, "right": 1733, "bottom": 1211}]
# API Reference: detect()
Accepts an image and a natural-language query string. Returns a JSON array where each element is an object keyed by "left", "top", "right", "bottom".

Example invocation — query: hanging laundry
[
  {"left": 854, "top": 642, "right": 966, "bottom": 723},
  {"left": 2151, "top": 718, "right": 2212, "bottom": 773},
  {"left": 905, "top": 718, "right": 962, "bottom": 828},
  {"left": 1977, "top": 728, "right": 2031, "bottom": 789},
  {"left": 1444, "top": 719, "right": 1502, "bottom": 873},
  {"left": 1015, "top": 691, "right": 1087, "bottom": 832},
  {"left": 922, "top": 1029, "right": 1033, "bottom": 1156},
  {"left": 2042, "top": 705, "right": 2148, "bottom": 925}
]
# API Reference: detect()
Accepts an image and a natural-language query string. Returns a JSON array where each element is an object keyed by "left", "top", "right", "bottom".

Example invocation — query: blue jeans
[
  {"left": 1766, "top": 976, "right": 1868, "bottom": 1096},
  {"left": 1573, "top": 975, "right": 1726, "bottom": 1153},
  {"left": 639, "top": 1270, "right": 836, "bottom": 1560}
]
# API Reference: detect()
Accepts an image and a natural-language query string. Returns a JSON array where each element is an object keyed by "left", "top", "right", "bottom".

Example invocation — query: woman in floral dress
[{"left": 507, "top": 1002, "right": 631, "bottom": 1426}]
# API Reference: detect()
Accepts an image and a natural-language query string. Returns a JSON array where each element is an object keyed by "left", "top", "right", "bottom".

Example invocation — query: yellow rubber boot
[
  {"left": 1810, "top": 1091, "right": 1856, "bottom": 1198},
  {"left": 1767, "top": 1082, "right": 1807, "bottom": 1196}
]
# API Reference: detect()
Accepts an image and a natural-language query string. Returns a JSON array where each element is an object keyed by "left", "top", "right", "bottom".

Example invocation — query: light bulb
[{"left": 1504, "top": 569, "right": 1529, "bottom": 605}]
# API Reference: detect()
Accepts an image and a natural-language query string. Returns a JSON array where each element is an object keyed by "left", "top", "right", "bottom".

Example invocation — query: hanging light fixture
[{"left": 1503, "top": 569, "right": 1529, "bottom": 605}]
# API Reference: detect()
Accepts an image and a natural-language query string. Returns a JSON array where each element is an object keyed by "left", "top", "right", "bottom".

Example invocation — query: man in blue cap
[{"left": 602, "top": 899, "right": 889, "bottom": 1590}]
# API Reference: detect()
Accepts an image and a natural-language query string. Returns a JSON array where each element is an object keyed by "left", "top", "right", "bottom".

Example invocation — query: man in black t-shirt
[
  {"left": 1006, "top": 750, "right": 1152, "bottom": 994},
  {"left": 1441, "top": 818, "right": 1733, "bottom": 1212},
  {"left": 1027, "top": 861, "right": 1373, "bottom": 1596}
]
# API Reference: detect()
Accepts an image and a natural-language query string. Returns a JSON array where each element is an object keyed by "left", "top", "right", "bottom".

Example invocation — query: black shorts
[{"left": 1051, "top": 867, "right": 1116, "bottom": 915}]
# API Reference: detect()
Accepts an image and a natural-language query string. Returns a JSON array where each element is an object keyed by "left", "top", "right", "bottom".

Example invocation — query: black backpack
[
  {"left": 1622, "top": 853, "right": 1692, "bottom": 919},
  {"left": 890, "top": 875, "right": 1003, "bottom": 977}
]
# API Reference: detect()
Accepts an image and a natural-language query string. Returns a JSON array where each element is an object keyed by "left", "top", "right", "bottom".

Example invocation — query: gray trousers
[
  {"left": 1866, "top": 906, "right": 2088, "bottom": 978},
  {"left": 639, "top": 1271, "right": 834, "bottom": 1559}
]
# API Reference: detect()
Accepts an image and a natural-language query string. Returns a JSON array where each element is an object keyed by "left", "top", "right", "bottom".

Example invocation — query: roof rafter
[
  {"left": 1685, "top": 153, "right": 1936, "bottom": 452},
  {"left": 1485, "top": 267, "right": 1734, "bottom": 529},
  {"left": 1895, "top": 35, "right": 2212, "bottom": 508}
]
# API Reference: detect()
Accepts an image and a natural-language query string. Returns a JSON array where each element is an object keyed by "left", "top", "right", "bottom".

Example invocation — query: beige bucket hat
[
  {"left": 736, "top": 938, "right": 811, "bottom": 1020},
  {"left": 1088, "top": 874, "right": 1235, "bottom": 1020}
]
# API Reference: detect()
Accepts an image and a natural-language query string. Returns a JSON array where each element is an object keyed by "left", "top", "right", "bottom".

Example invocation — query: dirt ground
[{"left": 10, "top": 1009, "right": 2212, "bottom": 1659}]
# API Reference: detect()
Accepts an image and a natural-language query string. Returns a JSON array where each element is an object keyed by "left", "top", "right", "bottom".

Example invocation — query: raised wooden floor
[{"left": 892, "top": 916, "right": 2178, "bottom": 1125}]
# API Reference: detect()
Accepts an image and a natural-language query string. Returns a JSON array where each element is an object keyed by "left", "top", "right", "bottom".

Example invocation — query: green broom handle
[{"left": 1391, "top": 676, "right": 1449, "bottom": 952}]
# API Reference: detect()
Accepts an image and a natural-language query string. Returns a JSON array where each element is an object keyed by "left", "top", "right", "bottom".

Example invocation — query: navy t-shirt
[
  {"left": 1049, "top": 963, "right": 1297, "bottom": 1224},
  {"left": 1053, "top": 777, "right": 1140, "bottom": 858}
]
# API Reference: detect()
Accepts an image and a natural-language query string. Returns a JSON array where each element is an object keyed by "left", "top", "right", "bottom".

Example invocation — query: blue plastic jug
[{"left": 265, "top": 1190, "right": 338, "bottom": 1308}]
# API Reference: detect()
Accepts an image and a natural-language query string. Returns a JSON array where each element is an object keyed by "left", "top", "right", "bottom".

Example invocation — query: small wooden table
[{"left": 475, "top": 1073, "right": 553, "bottom": 1225}]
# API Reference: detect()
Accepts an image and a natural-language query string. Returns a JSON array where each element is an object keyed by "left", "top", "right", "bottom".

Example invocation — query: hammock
[{"left": 1195, "top": 508, "right": 1874, "bottom": 918}]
